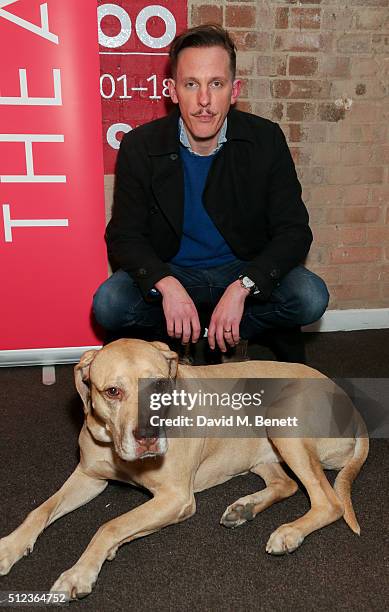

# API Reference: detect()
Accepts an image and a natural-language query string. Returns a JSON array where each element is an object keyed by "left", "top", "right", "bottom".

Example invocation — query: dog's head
[{"left": 74, "top": 339, "right": 178, "bottom": 461}]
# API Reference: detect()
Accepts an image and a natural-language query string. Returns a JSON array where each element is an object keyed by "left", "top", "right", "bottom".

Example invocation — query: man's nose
[{"left": 198, "top": 85, "right": 211, "bottom": 106}]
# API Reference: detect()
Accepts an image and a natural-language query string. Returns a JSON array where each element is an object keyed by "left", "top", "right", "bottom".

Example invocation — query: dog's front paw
[
  {"left": 0, "top": 535, "right": 32, "bottom": 575},
  {"left": 0, "top": 537, "right": 16, "bottom": 576},
  {"left": 266, "top": 523, "right": 304, "bottom": 555},
  {"left": 220, "top": 502, "right": 256, "bottom": 528},
  {"left": 50, "top": 566, "right": 98, "bottom": 600}
]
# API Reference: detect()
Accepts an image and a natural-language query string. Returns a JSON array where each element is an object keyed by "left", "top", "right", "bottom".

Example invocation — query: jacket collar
[
  {"left": 147, "top": 106, "right": 180, "bottom": 155},
  {"left": 147, "top": 105, "right": 255, "bottom": 156},
  {"left": 227, "top": 107, "right": 256, "bottom": 143}
]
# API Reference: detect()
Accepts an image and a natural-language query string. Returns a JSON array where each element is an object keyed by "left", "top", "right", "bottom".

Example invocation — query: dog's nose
[{"left": 133, "top": 427, "right": 158, "bottom": 447}]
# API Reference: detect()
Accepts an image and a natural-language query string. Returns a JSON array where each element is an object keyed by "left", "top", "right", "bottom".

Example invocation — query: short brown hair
[{"left": 169, "top": 24, "right": 237, "bottom": 79}]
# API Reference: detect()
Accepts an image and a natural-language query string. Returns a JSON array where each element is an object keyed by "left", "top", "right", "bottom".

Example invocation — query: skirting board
[
  {"left": 1, "top": 308, "right": 388, "bottom": 367},
  {"left": 303, "top": 308, "right": 389, "bottom": 333}
]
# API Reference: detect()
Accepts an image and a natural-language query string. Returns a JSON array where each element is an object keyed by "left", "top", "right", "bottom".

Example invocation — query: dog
[{"left": 0, "top": 339, "right": 368, "bottom": 600}]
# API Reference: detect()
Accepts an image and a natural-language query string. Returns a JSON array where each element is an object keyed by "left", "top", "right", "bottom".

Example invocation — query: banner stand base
[{"left": 0, "top": 346, "right": 101, "bottom": 368}]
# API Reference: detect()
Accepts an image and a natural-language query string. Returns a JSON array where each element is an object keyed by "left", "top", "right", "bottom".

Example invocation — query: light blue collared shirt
[{"left": 178, "top": 116, "right": 227, "bottom": 156}]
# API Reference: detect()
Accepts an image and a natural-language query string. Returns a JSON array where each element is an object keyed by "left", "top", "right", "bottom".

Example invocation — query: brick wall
[{"left": 189, "top": 0, "right": 389, "bottom": 309}]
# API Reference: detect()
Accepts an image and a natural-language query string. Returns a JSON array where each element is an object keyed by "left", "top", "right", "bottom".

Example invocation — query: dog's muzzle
[{"left": 132, "top": 426, "right": 164, "bottom": 459}]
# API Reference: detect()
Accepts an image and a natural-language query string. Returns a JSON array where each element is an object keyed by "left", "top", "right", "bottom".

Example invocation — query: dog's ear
[
  {"left": 150, "top": 341, "right": 178, "bottom": 378},
  {"left": 74, "top": 349, "right": 98, "bottom": 415}
]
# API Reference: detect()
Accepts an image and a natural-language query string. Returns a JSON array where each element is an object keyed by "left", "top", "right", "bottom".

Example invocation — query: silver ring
[{"left": 224, "top": 329, "right": 232, "bottom": 333}]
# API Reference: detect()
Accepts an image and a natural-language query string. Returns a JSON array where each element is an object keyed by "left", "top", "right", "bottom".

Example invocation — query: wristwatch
[{"left": 238, "top": 275, "right": 260, "bottom": 296}]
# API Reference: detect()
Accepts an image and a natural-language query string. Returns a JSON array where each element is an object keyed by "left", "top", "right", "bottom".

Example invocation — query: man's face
[{"left": 168, "top": 45, "right": 241, "bottom": 154}]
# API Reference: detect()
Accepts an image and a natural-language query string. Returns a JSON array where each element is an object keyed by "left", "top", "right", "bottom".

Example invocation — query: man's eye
[
  {"left": 212, "top": 81, "right": 222, "bottom": 88},
  {"left": 185, "top": 81, "right": 197, "bottom": 88},
  {"left": 106, "top": 387, "right": 120, "bottom": 398}
]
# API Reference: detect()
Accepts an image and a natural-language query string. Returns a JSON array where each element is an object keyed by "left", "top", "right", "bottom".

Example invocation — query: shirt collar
[
  {"left": 146, "top": 107, "right": 255, "bottom": 157},
  {"left": 179, "top": 116, "right": 227, "bottom": 156}
]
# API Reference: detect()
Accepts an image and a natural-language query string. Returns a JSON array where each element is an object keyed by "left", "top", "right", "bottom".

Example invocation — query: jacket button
[
  {"left": 138, "top": 268, "right": 147, "bottom": 277},
  {"left": 270, "top": 269, "right": 280, "bottom": 279},
  {"left": 169, "top": 153, "right": 178, "bottom": 160},
  {"left": 150, "top": 206, "right": 158, "bottom": 214}
]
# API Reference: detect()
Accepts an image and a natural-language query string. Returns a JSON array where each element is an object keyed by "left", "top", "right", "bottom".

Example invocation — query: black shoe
[
  {"left": 167, "top": 340, "right": 197, "bottom": 365},
  {"left": 268, "top": 326, "right": 306, "bottom": 364},
  {"left": 221, "top": 340, "right": 250, "bottom": 363}
]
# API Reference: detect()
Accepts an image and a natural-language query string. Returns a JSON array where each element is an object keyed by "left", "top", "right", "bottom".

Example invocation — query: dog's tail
[{"left": 334, "top": 412, "right": 369, "bottom": 535}]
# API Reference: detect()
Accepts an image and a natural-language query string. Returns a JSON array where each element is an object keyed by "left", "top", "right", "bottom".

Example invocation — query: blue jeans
[{"left": 93, "top": 261, "right": 329, "bottom": 341}]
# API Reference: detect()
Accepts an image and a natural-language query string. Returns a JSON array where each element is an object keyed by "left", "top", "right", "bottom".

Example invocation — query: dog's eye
[{"left": 106, "top": 387, "right": 121, "bottom": 398}]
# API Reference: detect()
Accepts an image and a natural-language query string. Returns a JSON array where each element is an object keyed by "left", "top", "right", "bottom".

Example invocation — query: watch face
[{"left": 242, "top": 276, "right": 255, "bottom": 289}]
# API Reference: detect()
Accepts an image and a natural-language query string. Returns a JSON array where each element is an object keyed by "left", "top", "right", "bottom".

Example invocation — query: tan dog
[{"left": 0, "top": 339, "right": 368, "bottom": 600}]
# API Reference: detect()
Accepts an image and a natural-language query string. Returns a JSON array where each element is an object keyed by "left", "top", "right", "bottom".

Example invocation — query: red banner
[
  {"left": 0, "top": 0, "right": 107, "bottom": 350},
  {"left": 98, "top": 0, "right": 187, "bottom": 173}
]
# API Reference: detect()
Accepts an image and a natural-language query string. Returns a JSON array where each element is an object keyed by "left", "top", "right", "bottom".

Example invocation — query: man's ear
[
  {"left": 74, "top": 349, "right": 98, "bottom": 415},
  {"left": 150, "top": 341, "right": 178, "bottom": 378},
  {"left": 231, "top": 78, "right": 242, "bottom": 105},
  {"left": 167, "top": 78, "right": 178, "bottom": 104}
]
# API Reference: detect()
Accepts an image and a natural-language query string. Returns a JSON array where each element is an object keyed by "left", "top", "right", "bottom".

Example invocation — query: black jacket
[{"left": 106, "top": 106, "right": 312, "bottom": 300}]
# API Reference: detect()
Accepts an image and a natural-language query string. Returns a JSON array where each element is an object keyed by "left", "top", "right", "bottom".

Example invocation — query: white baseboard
[
  {"left": 303, "top": 308, "right": 389, "bottom": 332},
  {"left": 0, "top": 308, "right": 388, "bottom": 367}
]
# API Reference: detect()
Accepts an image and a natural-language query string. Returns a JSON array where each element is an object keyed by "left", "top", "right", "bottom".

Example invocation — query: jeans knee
[
  {"left": 298, "top": 275, "right": 329, "bottom": 325},
  {"left": 274, "top": 268, "right": 329, "bottom": 326},
  {"left": 93, "top": 279, "right": 139, "bottom": 331},
  {"left": 93, "top": 285, "right": 120, "bottom": 331}
]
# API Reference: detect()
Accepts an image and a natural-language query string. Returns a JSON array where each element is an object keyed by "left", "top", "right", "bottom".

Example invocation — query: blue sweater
[{"left": 171, "top": 145, "right": 236, "bottom": 268}]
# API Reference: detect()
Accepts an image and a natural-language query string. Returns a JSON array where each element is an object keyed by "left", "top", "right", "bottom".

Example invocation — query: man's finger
[
  {"left": 207, "top": 320, "right": 216, "bottom": 349},
  {"left": 182, "top": 319, "right": 191, "bottom": 345},
  {"left": 166, "top": 318, "right": 175, "bottom": 337},
  {"left": 231, "top": 322, "right": 240, "bottom": 345},
  {"left": 174, "top": 319, "right": 183, "bottom": 339},
  {"left": 224, "top": 329, "right": 235, "bottom": 347},
  {"left": 191, "top": 316, "right": 202, "bottom": 343},
  {"left": 216, "top": 326, "right": 227, "bottom": 352}
]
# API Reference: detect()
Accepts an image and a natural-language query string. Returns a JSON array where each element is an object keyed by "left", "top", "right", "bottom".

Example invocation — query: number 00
[{"left": 98, "top": 4, "right": 176, "bottom": 49}]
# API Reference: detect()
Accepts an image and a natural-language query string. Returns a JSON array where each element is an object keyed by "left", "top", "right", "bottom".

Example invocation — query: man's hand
[
  {"left": 155, "top": 276, "right": 201, "bottom": 344},
  {"left": 208, "top": 280, "right": 250, "bottom": 352}
]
